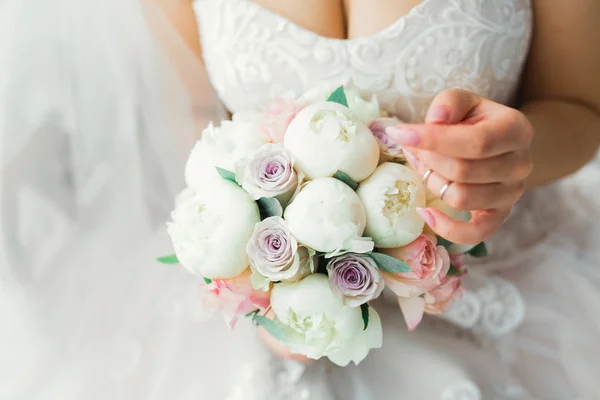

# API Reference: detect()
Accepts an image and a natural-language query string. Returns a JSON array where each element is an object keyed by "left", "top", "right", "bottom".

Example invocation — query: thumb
[{"left": 425, "top": 88, "right": 482, "bottom": 124}]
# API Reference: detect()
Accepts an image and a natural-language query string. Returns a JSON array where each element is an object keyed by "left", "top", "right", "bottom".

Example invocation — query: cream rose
[
  {"left": 236, "top": 143, "right": 298, "bottom": 201},
  {"left": 326, "top": 253, "right": 385, "bottom": 307},
  {"left": 356, "top": 162, "right": 426, "bottom": 248},
  {"left": 167, "top": 181, "right": 260, "bottom": 279},
  {"left": 270, "top": 274, "right": 382, "bottom": 365},
  {"left": 284, "top": 102, "right": 380, "bottom": 181},
  {"left": 246, "top": 217, "right": 315, "bottom": 291},
  {"left": 284, "top": 177, "right": 373, "bottom": 256}
]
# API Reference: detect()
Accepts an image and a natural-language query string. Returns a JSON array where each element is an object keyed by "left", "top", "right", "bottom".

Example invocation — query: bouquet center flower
[
  {"left": 288, "top": 312, "right": 337, "bottom": 345},
  {"left": 383, "top": 181, "right": 417, "bottom": 219},
  {"left": 310, "top": 110, "right": 357, "bottom": 142}
]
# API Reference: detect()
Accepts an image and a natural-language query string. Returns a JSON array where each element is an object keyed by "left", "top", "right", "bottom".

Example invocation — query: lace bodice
[{"left": 194, "top": 0, "right": 532, "bottom": 122}]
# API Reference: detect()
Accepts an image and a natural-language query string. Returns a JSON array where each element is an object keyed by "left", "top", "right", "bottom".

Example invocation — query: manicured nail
[
  {"left": 416, "top": 207, "right": 435, "bottom": 228},
  {"left": 426, "top": 107, "right": 450, "bottom": 123},
  {"left": 404, "top": 150, "right": 420, "bottom": 168},
  {"left": 385, "top": 127, "right": 420, "bottom": 146}
]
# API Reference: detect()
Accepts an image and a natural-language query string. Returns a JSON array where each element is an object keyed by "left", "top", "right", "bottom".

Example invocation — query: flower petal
[
  {"left": 327, "top": 306, "right": 383, "bottom": 366},
  {"left": 397, "top": 296, "right": 425, "bottom": 331}
]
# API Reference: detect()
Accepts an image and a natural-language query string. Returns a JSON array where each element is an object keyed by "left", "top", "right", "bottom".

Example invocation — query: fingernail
[
  {"left": 385, "top": 127, "right": 420, "bottom": 146},
  {"left": 404, "top": 150, "right": 420, "bottom": 168},
  {"left": 426, "top": 107, "right": 450, "bottom": 123},
  {"left": 416, "top": 207, "right": 436, "bottom": 228}
]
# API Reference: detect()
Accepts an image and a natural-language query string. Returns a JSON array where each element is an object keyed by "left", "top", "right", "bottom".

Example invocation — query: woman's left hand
[{"left": 386, "top": 89, "right": 534, "bottom": 245}]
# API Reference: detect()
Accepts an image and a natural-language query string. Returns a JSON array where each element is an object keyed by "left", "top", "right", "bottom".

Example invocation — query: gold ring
[{"left": 439, "top": 182, "right": 453, "bottom": 201}]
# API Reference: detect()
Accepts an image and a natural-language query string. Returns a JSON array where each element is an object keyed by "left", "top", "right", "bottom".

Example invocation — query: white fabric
[
  {"left": 195, "top": 0, "right": 531, "bottom": 121},
  {"left": 1, "top": 0, "right": 599, "bottom": 399}
]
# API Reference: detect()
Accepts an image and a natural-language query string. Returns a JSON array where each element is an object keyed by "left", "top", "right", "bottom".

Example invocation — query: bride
[{"left": 1, "top": 0, "right": 599, "bottom": 398}]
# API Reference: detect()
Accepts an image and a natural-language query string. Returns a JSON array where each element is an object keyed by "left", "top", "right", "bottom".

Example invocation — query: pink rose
[
  {"left": 395, "top": 275, "right": 463, "bottom": 331},
  {"left": 449, "top": 253, "right": 465, "bottom": 271},
  {"left": 423, "top": 275, "right": 463, "bottom": 315},
  {"left": 381, "top": 234, "right": 450, "bottom": 297},
  {"left": 262, "top": 97, "right": 304, "bottom": 143},
  {"left": 199, "top": 269, "right": 270, "bottom": 328}
]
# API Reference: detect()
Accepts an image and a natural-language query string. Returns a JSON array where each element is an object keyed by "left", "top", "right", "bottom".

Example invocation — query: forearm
[{"left": 520, "top": 99, "right": 600, "bottom": 188}]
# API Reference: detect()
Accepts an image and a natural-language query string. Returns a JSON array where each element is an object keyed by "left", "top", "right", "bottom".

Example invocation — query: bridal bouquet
[{"left": 158, "top": 85, "right": 487, "bottom": 366}]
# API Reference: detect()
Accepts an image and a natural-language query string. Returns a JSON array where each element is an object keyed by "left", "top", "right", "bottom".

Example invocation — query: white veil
[
  {"left": 0, "top": 0, "right": 228, "bottom": 397},
  {"left": 3, "top": 1, "right": 600, "bottom": 399}
]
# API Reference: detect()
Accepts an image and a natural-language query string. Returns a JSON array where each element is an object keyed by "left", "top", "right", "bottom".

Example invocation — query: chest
[
  {"left": 249, "top": 0, "right": 426, "bottom": 40},
  {"left": 194, "top": 0, "right": 532, "bottom": 122}
]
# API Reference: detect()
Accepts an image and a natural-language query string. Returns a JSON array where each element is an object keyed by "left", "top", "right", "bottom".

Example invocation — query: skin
[{"left": 163, "top": 0, "right": 600, "bottom": 358}]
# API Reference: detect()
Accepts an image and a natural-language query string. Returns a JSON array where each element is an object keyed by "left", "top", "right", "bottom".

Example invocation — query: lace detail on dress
[
  {"left": 194, "top": 0, "right": 532, "bottom": 122},
  {"left": 442, "top": 277, "right": 526, "bottom": 338},
  {"left": 224, "top": 356, "right": 333, "bottom": 400}
]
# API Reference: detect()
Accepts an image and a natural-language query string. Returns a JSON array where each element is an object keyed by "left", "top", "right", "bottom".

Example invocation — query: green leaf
[
  {"left": 257, "top": 197, "right": 283, "bottom": 220},
  {"left": 326, "top": 86, "right": 349, "bottom": 107},
  {"left": 216, "top": 167, "right": 237, "bottom": 183},
  {"left": 253, "top": 315, "right": 288, "bottom": 342},
  {"left": 370, "top": 252, "right": 412, "bottom": 273},
  {"left": 203, "top": 277, "right": 213, "bottom": 284},
  {"left": 360, "top": 303, "right": 369, "bottom": 330},
  {"left": 333, "top": 171, "right": 359, "bottom": 191},
  {"left": 436, "top": 237, "right": 454, "bottom": 249},
  {"left": 468, "top": 242, "right": 488, "bottom": 258},
  {"left": 245, "top": 310, "right": 259, "bottom": 318},
  {"left": 156, "top": 254, "right": 179, "bottom": 264},
  {"left": 447, "top": 265, "right": 462, "bottom": 276}
]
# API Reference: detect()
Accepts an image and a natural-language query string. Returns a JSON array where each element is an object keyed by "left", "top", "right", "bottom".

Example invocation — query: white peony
[
  {"left": 270, "top": 274, "right": 382, "bottom": 365},
  {"left": 185, "top": 120, "right": 269, "bottom": 189},
  {"left": 300, "top": 83, "right": 382, "bottom": 124},
  {"left": 426, "top": 198, "right": 476, "bottom": 253},
  {"left": 284, "top": 177, "right": 373, "bottom": 256},
  {"left": 356, "top": 162, "right": 426, "bottom": 248},
  {"left": 327, "top": 305, "right": 383, "bottom": 366},
  {"left": 284, "top": 102, "right": 380, "bottom": 182},
  {"left": 167, "top": 180, "right": 260, "bottom": 279}
]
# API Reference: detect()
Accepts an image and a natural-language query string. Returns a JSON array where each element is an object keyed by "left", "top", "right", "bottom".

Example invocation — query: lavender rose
[
  {"left": 247, "top": 216, "right": 316, "bottom": 291},
  {"left": 237, "top": 143, "right": 298, "bottom": 201},
  {"left": 326, "top": 253, "right": 385, "bottom": 307},
  {"left": 369, "top": 117, "right": 406, "bottom": 162}
]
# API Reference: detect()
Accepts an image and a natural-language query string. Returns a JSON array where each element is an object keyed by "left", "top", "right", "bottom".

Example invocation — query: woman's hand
[{"left": 386, "top": 89, "right": 534, "bottom": 245}]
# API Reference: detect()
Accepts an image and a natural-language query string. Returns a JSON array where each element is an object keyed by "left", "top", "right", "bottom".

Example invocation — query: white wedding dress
[{"left": 1, "top": 0, "right": 599, "bottom": 399}]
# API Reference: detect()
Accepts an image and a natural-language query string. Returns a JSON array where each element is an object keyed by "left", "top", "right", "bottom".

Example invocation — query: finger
[
  {"left": 425, "top": 89, "right": 482, "bottom": 124},
  {"left": 387, "top": 109, "right": 531, "bottom": 159},
  {"left": 406, "top": 151, "right": 527, "bottom": 209},
  {"left": 414, "top": 149, "right": 533, "bottom": 184},
  {"left": 416, "top": 207, "right": 511, "bottom": 244},
  {"left": 421, "top": 169, "right": 524, "bottom": 210}
]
